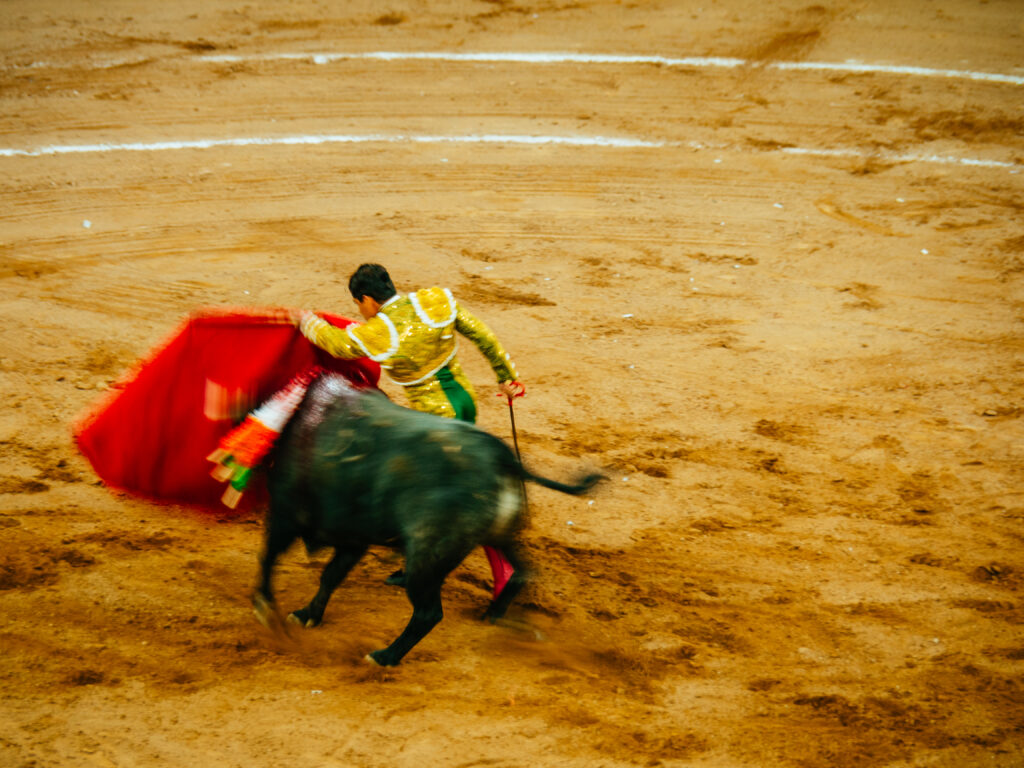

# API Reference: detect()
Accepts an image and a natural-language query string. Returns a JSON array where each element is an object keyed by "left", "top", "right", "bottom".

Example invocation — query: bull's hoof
[
  {"left": 253, "top": 594, "right": 290, "bottom": 637},
  {"left": 287, "top": 608, "right": 320, "bottom": 628},
  {"left": 481, "top": 605, "right": 505, "bottom": 624},
  {"left": 384, "top": 570, "right": 406, "bottom": 588},
  {"left": 367, "top": 649, "right": 399, "bottom": 667},
  {"left": 490, "top": 616, "right": 548, "bottom": 641}
]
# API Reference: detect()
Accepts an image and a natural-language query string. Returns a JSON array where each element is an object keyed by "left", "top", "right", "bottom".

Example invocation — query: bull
[{"left": 253, "top": 373, "right": 602, "bottom": 666}]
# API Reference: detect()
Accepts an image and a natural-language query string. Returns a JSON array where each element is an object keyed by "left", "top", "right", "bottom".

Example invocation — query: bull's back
[{"left": 271, "top": 386, "right": 520, "bottom": 546}]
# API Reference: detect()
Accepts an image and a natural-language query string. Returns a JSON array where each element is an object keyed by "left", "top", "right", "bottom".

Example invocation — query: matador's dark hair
[{"left": 348, "top": 263, "right": 397, "bottom": 303}]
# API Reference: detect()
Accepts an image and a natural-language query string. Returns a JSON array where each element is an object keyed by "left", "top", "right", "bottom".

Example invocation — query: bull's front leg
[
  {"left": 288, "top": 545, "right": 366, "bottom": 628},
  {"left": 253, "top": 512, "right": 298, "bottom": 634}
]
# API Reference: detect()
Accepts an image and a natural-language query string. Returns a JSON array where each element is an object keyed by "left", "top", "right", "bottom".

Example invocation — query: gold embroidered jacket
[{"left": 299, "top": 287, "right": 518, "bottom": 418}]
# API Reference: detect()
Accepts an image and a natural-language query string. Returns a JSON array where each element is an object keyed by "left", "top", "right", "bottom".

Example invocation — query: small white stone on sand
[
  {"left": 82, "top": 220, "right": 92, "bottom": 228},
  {"left": 774, "top": 203, "right": 784, "bottom": 209},
  {"left": 313, "top": 55, "right": 328, "bottom": 65},
  {"left": 733, "top": 264, "right": 741, "bottom": 269},
  {"left": 622, "top": 313, "right": 633, "bottom": 318},
  {"left": 567, "top": 521, "right": 574, "bottom": 526},
  {"left": 921, "top": 249, "right": 929, "bottom": 255}
]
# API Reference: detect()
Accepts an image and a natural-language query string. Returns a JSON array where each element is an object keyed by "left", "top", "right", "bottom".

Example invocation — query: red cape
[{"left": 73, "top": 308, "right": 380, "bottom": 514}]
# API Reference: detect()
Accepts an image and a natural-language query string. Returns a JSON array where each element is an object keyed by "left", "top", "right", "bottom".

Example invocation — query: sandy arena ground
[{"left": 1, "top": 1, "right": 1022, "bottom": 766}]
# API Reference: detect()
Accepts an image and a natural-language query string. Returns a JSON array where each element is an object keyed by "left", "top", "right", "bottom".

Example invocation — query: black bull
[{"left": 253, "top": 374, "right": 602, "bottom": 666}]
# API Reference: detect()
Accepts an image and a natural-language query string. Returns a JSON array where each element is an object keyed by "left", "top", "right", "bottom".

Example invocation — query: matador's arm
[
  {"left": 298, "top": 312, "right": 396, "bottom": 361},
  {"left": 454, "top": 304, "right": 518, "bottom": 383}
]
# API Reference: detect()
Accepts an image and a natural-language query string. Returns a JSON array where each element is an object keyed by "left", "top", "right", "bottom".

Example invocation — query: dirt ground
[{"left": 1, "top": 1, "right": 1022, "bottom": 766}]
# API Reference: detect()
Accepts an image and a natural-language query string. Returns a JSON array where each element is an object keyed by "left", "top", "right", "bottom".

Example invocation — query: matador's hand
[
  {"left": 498, "top": 380, "right": 526, "bottom": 400},
  {"left": 288, "top": 308, "right": 315, "bottom": 327}
]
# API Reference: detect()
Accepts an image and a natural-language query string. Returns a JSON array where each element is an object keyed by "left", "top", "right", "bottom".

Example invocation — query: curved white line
[
  {"left": 0, "top": 134, "right": 1017, "bottom": 171},
  {"left": 0, "top": 133, "right": 663, "bottom": 157},
  {"left": 7, "top": 50, "right": 1021, "bottom": 86},
  {"left": 777, "top": 146, "right": 1019, "bottom": 169},
  {"left": 770, "top": 60, "right": 1024, "bottom": 85},
  {"left": 194, "top": 51, "right": 1024, "bottom": 86}
]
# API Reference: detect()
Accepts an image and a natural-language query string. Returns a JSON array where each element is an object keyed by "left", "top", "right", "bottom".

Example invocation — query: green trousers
[{"left": 435, "top": 366, "right": 477, "bottom": 423}]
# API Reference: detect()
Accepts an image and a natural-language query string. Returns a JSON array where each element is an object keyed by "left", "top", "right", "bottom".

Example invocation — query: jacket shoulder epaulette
[{"left": 409, "top": 287, "right": 457, "bottom": 328}]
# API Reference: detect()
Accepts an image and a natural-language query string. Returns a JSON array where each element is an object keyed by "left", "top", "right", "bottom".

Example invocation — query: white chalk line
[
  {"left": 0, "top": 133, "right": 1019, "bottom": 171},
  {"left": 775, "top": 146, "right": 1018, "bottom": 169},
  {"left": 0, "top": 133, "right": 665, "bottom": 157},
  {"left": 7, "top": 50, "right": 1021, "bottom": 86},
  {"left": 202, "top": 51, "right": 1024, "bottom": 86}
]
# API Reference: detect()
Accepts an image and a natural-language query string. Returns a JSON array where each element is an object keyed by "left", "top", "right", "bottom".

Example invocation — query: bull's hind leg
[
  {"left": 482, "top": 543, "right": 530, "bottom": 623},
  {"left": 368, "top": 546, "right": 472, "bottom": 666},
  {"left": 368, "top": 577, "right": 445, "bottom": 667},
  {"left": 288, "top": 545, "right": 366, "bottom": 628}
]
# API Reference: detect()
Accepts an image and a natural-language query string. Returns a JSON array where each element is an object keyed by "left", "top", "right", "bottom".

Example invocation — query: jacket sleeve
[
  {"left": 454, "top": 304, "right": 518, "bottom": 382},
  {"left": 299, "top": 313, "right": 396, "bottom": 361}
]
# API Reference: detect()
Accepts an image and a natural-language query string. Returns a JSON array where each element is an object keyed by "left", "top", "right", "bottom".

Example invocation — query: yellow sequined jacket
[{"left": 299, "top": 287, "right": 518, "bottom": 419}]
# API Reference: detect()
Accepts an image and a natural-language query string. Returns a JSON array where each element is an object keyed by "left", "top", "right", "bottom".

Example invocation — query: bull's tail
[
  {"left": 519, "top": 468, "right": 604, "bottom": 496},
  {"left": 475, "top": 427, "right": 603, "bottom": 496}
]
